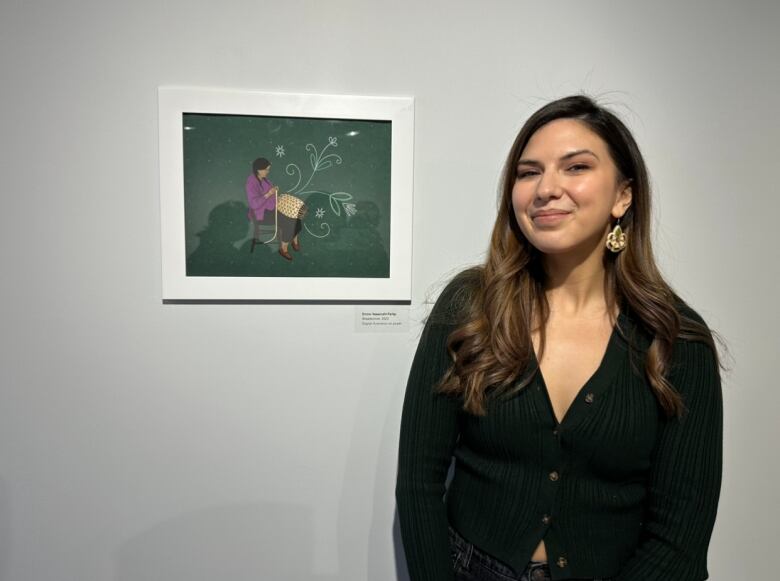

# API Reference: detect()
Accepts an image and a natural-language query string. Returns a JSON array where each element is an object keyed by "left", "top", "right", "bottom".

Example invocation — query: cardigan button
[
  {"left": 542, "top": 514, "right": 551, "bottom": 525},
  {"left": 548, "top": 471, "right": 560, "bottom": 482},
  {"left": 556, "top": 556, "right": 568, "bottom": 568},
  {"left": 584, "top": 392, "right": 595, "bottom": 404},
  {"left": 552, "top": 428, "right": 559, "bottom": 436}
]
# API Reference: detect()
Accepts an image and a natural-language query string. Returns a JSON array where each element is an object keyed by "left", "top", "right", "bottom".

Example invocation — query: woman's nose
[{"left": 536, "top": 171, "right": 563, "bottom": 199}]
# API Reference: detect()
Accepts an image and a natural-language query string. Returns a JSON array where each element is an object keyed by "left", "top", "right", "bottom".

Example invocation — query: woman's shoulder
[
  {"left": 426, "top": 266, "right": 482, "bottom": 327},
  {"left": 666, "top": 298, "right": 723, "bottom": 401},
  {"left": 621, "top": 297, "right": 719, "bottom": 365},
  {"left": 624, "top": 293, "right": 714, "bottom": 332},
  {"left": 672, "top": 297, "right": 716, "bottom": 344}
]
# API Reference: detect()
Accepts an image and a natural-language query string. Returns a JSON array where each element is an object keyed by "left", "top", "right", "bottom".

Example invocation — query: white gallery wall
[{"left": 1, "top": 1, "right": 777, "bottom": 580}]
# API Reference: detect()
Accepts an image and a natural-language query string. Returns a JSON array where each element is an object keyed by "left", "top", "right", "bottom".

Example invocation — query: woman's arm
[
  {"left": 615, "top": 334, "right": 723, "bottom": 581},
  {"left": 246, "top": 177, "right": 276, "bottom": 214},
  {"left": 395, "top": 287, "right": 463, "bottom": 581},
  {"left": 258, "top": 179, "right": 277, "bottom": 204}
]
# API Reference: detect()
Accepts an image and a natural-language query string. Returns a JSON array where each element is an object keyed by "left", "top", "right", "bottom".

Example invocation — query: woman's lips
[{"left": 532, "top": 211, "right": 570, "bottom": 225}]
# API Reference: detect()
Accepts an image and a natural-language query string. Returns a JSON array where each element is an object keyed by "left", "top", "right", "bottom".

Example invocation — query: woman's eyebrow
[{"left": 517, "top": 149, "right": 600, "bottom": 166}]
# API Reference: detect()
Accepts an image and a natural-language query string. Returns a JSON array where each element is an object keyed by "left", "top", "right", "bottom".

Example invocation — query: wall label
[{"left": 355, "top": 306, "right": 409, "bottom": 332}]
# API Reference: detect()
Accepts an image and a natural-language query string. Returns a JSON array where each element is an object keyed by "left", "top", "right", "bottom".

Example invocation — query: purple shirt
[{"left": 246, "top": 174, "right": 276, "bottom": 221}]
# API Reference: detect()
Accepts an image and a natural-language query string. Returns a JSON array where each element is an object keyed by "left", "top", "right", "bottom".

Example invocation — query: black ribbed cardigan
[{"left": 395, "top": 280, "right": 723, "bottom": 581}]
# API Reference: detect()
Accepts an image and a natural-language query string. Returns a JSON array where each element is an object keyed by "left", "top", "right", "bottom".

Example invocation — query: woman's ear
[{"left": 614, "top": 180, "right": 632, "bottom": 217}]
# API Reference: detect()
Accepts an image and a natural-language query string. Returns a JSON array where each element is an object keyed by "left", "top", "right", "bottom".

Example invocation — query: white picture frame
[{"left": 158, "top": 86, "right": 414, "bottom": 303}]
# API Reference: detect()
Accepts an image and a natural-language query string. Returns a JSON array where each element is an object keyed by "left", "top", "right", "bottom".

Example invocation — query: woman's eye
[
  {"left": 568, "top": 164, "right": 589, "bottom": 172},
  {"left": 516, "top": 169, "right": 537, "bottom": 179}
]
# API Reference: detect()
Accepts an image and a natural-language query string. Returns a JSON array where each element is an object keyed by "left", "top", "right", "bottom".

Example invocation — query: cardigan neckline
[{"left": 532, "top": 310, "right": 628, "bottom": 430}]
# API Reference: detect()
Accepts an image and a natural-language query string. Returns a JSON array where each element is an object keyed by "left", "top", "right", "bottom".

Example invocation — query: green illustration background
[{"left": 183, "top": 113, "right": 392, "bottom": 277}]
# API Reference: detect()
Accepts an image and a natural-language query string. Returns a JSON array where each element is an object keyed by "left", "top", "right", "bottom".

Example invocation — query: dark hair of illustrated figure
[{"left": 252, "top": 157, "right": 271, "bottom": 175}]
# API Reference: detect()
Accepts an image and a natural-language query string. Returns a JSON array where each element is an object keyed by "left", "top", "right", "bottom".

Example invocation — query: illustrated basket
[{"left": 277, "top": 193, "right": 308, "bottom": 220}]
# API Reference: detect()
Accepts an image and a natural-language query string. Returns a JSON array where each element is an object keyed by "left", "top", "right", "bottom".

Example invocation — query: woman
[
  {"left": 245, "top": 157, "right": 303, "bottom": 261},
  {"left": 395, "top": 95, "right": 724, "bottom": 581}
]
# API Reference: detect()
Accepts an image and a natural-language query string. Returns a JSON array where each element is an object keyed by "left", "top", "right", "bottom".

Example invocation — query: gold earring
[{"left": 606, "top": 217, "right": 627, "bottom": 253}]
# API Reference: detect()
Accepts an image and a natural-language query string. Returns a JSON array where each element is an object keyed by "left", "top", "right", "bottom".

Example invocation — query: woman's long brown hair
[{"left": 433, "top": 95, "right": 726, "bottom": 418}]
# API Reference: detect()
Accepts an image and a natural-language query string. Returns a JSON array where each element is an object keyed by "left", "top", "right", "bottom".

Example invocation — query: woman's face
[
  {"left": 256, "top": 166, "right": 271, "bottom": 179},
  {"left": 511, "top": 118, "right": 631, "bottom": 256}
]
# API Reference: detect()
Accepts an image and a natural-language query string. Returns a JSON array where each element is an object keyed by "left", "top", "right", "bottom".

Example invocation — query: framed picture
[{"left": 158, "top": 86, "right": 414, "bottom": 303}]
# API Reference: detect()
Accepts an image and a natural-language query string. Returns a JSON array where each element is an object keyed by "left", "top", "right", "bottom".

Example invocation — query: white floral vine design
[{"left": 280, "top": 137, "right": 357, "bottom": 239}]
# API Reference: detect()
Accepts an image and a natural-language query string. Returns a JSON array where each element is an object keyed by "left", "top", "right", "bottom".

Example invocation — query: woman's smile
[{"left": 532, "top": 211, "right": 571, "bottom": 226}]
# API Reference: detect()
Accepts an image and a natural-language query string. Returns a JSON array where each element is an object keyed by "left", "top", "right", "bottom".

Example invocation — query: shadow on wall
[
  {"left": 0, "top": 477, "right": 9, "bottom": 581},
  {"left": 333, "top": 329, "right": 438, "bottom": 581},
  {"left": 392, "top": 511, "right": 411, "bottom": 581},
  {"left": 114, "top": 502, "right": 331, "bottom": 581}
]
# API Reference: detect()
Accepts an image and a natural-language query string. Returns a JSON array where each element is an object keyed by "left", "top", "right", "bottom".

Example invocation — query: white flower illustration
[
  {"left": 328, "top": 136, "right": 338, "bottom": 147},
  {"left": 344, "top": 202, "right": 357, "bottom": 217},
  {"left": 275, "top": 145, "right": 285, "bottom": 157},
  {"left": 315, "top": 207, "right": 325, "bottom": 219}
]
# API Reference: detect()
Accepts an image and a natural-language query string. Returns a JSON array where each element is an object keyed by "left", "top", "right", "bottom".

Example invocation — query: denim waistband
[{"left": 448, "top": 524, "right": 551, "bottom": 580}]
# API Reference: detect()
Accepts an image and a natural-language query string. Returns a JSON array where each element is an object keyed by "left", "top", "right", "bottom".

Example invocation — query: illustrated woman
[
  {"left": 395, "top": 95, "right": 723, "bottom": 581},
  {"left": 245, "top": 157, "right": 303, "bottom": 261}
]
